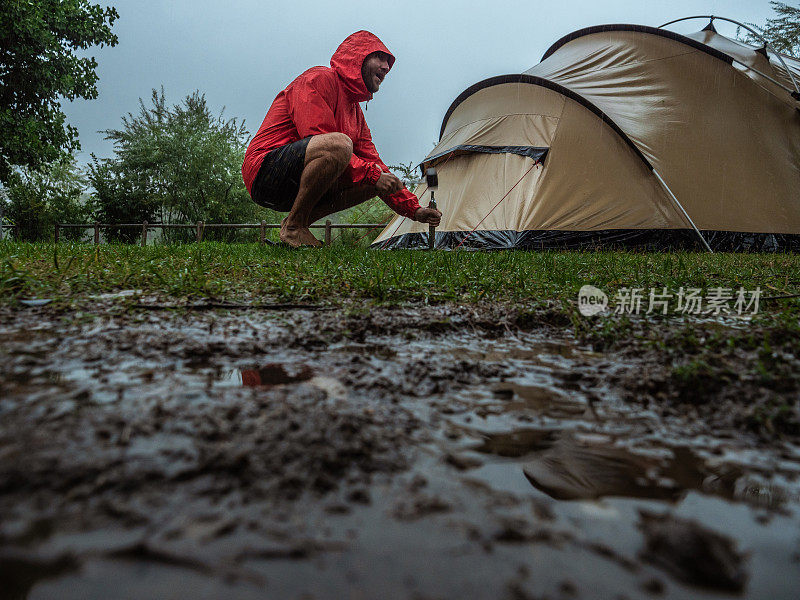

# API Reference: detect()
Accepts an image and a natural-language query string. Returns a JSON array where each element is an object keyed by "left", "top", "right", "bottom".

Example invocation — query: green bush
[{"left": 1, "top": 157, "right": 89, "bottom": 241}]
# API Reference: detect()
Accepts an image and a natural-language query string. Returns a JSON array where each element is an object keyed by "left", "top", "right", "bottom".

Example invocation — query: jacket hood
[{"left": 330, "top": 30, "right": 395, "bottom": 102}]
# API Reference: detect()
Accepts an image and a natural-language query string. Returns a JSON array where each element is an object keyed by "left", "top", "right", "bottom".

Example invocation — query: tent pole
[
  {"left": 730, "top": 58, "right": 797, "bottom": 96},
  {"left": 659, "top": 16, "right": 800, "bottom": 97},
  {"left": 652, "top": 169, "right": 713, "bottom": 253}
]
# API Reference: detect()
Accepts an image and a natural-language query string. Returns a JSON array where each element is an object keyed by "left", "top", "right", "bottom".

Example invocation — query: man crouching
[{"left": 241, "top": 30, "right": 442, "bottom": 248}]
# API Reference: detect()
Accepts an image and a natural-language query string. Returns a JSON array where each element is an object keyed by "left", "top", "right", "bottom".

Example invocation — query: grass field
[{"left": 2, "top": 242, "right": 799, "bottom": 309}]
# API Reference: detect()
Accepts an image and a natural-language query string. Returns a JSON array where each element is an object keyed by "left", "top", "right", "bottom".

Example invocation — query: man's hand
[
  {"left": 376, "top": 172, "right": 403, "bottom": 196},
  {"left": 414, "top": 207, "right": 442, "bottom": 226}
]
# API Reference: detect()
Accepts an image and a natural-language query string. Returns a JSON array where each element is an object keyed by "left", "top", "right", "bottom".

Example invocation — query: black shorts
[{"left": 251, "top": 136, "right": 335, "bottom": 212}]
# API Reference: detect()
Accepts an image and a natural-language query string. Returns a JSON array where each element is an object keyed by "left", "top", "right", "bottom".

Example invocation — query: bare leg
[{"left": 281, "top": 133, "right": 352, "bottom": 248}]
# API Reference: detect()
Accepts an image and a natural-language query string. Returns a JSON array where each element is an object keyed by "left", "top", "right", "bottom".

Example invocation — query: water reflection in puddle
[
  {"left": 418, "top": 336, "right": 800, "bottom": 517},
  {"left": 523, "top": 437, "right": 714, "bottom": 502},
  {"left": 469, "top": 428, "right": 798, "bottom": 513},
  {"left": 214, "top": 363, "right": 348, "bottom": 401},
  {"left": 221, "top": 363, "right": 314, "bottom": 387}
]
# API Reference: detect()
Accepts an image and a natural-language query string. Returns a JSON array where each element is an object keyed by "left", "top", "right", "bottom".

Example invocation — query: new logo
[{"left": 578, "top": 285, "right": 609, "bottom": 316}]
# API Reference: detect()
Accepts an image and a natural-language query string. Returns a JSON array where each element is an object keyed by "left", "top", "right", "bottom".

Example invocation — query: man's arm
[
  {"left": 354, "top": 119, "right": 433, "bottom": 221},
  {"left": 286, "top": 71, "right": 382, "bottom": 187}
]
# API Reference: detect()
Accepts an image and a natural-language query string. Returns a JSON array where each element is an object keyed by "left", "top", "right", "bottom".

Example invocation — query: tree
[
  {"left": 87, "top": 154, "right": 158, "bottom": 242},
  {"left": 2, "top": 157, "right": 89, "bottom": 241},
  {"left": 742, "top": 2, "right": 800, "bottom": 57},
  {"left": 0, "top": 0, "right": 118, "bottom": 186},
  {"left": 89, "top": 88, "right": 274, "bottom": 241}
]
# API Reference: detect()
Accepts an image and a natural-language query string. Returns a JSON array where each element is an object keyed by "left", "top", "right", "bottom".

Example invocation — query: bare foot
[
  {"left": 299, "top": 227, "right": 323, "bottom": 248},
  {"left": 280, "top": 218, "right": 304, "bottom": 248}
]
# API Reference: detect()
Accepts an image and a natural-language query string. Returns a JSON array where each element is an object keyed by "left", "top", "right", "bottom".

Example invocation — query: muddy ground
[{"left": 1, "top": 298, "right": 799, "bottom": 599}]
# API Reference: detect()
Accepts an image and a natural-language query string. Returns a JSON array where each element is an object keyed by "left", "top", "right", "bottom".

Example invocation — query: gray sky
[{"left": 63, "top": 0, "right": 776, "bottom": 170}]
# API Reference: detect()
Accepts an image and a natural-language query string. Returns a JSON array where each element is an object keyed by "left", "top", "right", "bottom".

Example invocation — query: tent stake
[
  {"left": 652, "top": 169, "right": 713, "bottom": 253},
  {"left": 426, "top": 168, "right": 439, "bottom": 250}
]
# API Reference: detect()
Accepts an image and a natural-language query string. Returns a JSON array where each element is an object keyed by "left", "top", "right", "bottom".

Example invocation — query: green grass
[{"left": 1, "top": 241, "right": 798, "bottom": 309}]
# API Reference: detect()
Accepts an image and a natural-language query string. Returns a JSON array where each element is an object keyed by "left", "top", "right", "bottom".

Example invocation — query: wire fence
[{"left": 51, "top": 221, "right": 385, "bottom": 246}]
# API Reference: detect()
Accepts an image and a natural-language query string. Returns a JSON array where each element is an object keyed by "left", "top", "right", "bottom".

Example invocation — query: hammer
[{"left": 426, "top": 167, "right": 438, "bottom": 250}]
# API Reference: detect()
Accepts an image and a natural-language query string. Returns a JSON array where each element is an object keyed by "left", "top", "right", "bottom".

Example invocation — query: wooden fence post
[
  {"left": 260, "top": 220, "right": 266, "bottom": 245},
  {"left": 325, "top": 220, "right": 332, "bottom": 246},
  {"left": 141, "top": 221, "right": 148, "bottom": 247},
  {"left": 94, "top": 222, "right": 100, "bottom": 245},
  {"left": 54, "top": 224, "right": 60, "bottom": 243},
  {"left": 196, "top": 221, "right": 204, "bottom": 242}
]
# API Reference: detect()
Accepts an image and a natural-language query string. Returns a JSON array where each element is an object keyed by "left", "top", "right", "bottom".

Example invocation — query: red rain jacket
[{"left": 242, "top": 31, "right": 421, "bottom": 219}]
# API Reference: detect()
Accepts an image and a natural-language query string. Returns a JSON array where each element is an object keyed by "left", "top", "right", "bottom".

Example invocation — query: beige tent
[{"left": 375, "top": 20, "right": 800, "bottom": 250}]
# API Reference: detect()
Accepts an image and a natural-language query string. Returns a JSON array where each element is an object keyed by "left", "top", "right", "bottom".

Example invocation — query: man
[{"left": 242, "top": 30, "right": 441, "bottom": 247}]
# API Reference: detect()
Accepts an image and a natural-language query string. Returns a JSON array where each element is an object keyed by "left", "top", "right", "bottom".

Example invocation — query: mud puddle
[{"left": 1, "top": 305, "right": 799, "bottom": 599}]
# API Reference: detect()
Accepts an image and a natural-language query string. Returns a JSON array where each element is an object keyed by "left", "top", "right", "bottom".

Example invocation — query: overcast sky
[{"left": 63, "top": 0, "right": 776, "bottom": 170}]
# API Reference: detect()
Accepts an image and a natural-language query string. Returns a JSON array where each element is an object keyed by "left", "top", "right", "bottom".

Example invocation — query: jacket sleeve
[
  {"left": 285, "top": 72, "right": 382, "bottom": 187},
  {"left": 354, "top": 119, "right": 422, "bottom": 220}
]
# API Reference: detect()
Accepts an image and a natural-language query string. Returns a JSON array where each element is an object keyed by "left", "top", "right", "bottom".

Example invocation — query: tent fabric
[
  {"left": 433, "top": 74, "right": 651, "bottom": 166},
  {"left": 373, "top": 24, "right": 800, "bottom": 251}
]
